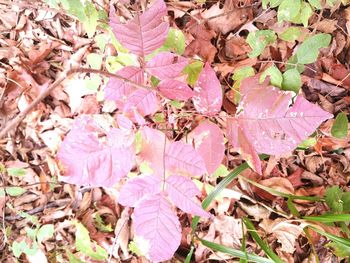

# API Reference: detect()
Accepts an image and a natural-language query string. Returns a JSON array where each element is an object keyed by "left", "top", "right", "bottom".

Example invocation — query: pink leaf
[
  {"left": 228, "top": 76, "right": 333, "bottom": 173},
  {"left": 107, "top": 128, "right": 134, "bottom": 148},
  {"left": 123, "top": 89, "right": 159, "bottom": 117},
  {"left": 187, "top": 121, "right": 225, "bottom": 175},
  {"left": 109, "top": 0, "right": 169, "bottom": 57},
  {"left": 116, "top": 114, "right": 134, "bottom": 130},
  {"left": 192, "top": 63, "right": 222, "bottom": 116},
  {"left": 119, "top": 175, "right": 161, "bottom": 207},
  {"left": 157, "top": 79, "right": 194, "bottom": 100},
  {"left": 139, "top": 127, "right": 169, "bottom": 177},
  {"left": 227, "top": 117, "right": 262, "bottom": 174},
  {"left": 165, "top": 141, "right": 207, "bottom": 176},
  {"left": 166, "top": 175, "right": 210, "bottom": 217},
  {"left": 104, "top": 66, "right": 144, "bottom": 105},
  {"left": 134, "top": 193, "right": 181, "bottom": 262},
  {"left": 146, "top": 52, "right": 188, "bottom": 80},
  {"left": 57, "top": 116, "right": 134, "bottom": 187}
]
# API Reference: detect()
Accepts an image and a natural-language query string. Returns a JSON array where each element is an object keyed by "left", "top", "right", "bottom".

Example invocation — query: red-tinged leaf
[
  {"left": 104, "top": 66, "right": 144, "bottom": 105},
  {"left": 116, "top": 114, "right": 134, "bottom": 130},
  {"left": 123, "top": 89, "right": 159, "bottom": 117},
  {"left": 157, "top": 79, "right": 194, "bottom": 100},
  {"left": 140, "top": 127, "right": 169, "bottom": 177},
  {"left": 227, "top": 76, "right": 333, "bottom": 173},
  {"left": 146, "top": 52, "right": 188, "bottom": 80},
  {"left": 237, "top": 76, "right": 333, "bottom": 155},
  {"left": 227, "top": 117, "right": 262, "bottom": 174},
  {"left": 107, "top": 128, "right": 134, "bottom": 148},
  {"left": 166, "top": 175, "right": 210, "bottom": 217},
  {"left": 187, "top": 121, "right": 225, "bottom": 175},
  {"left": 119, "top": 175, "right": 161, "bottom": 207},
  {"left": 109, "top": 0, "right": 169, "bottom": 57},
  {"left": 165, "top": 141, "right": 207, "bottom": 176},
  {"left": 192, "top": 63, "right": 222, "bottom": 116},
  {"left": 57, "top": 116, "right": 134, "bottom": 187},
  {"left": 134, "top": 193, "right": 181, "bottom": 262}
]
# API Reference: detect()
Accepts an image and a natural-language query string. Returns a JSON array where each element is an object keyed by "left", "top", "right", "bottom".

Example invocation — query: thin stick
[{"left": 0, "top": 68, "right": 150, "bottom": 139}]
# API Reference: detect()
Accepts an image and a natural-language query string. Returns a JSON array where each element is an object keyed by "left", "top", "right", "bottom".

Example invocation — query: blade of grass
[
  {"left": 243, "top": 217, "right": 284, "bottom": 263},
  {"left": 184, "top": 245, "right": 194, "bottom": 263},
  {"left": 240, "top": 219, "right": 248, "bottom": 263},
  {"left": 191, "top": 154, "right": 269, "bottom": 232},
  {"left": 239, "top": 176, "right": 321, "bottom": 201},
  {"left": 304, "top": 214, "right": 350, "bottom": 223},
  {"left": 199, "top": 239, "right": 274, "bottom": 263},
  {"left": 308, "top": 226, "right": 350, "bottom": 246}
]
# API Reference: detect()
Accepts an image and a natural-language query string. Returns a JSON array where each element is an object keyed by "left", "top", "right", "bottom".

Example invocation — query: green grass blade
[
  {"left": 243, "top": 217, "right": 284, "bottom": 263},
  {"left": 308, "top": 226, "right": 350, "bottom": 246},
  {"left": 240, "top": 219, "right": 248, "bottom": 263},
  {"left": 239, "top": 176, "right": 321, "bottom": 201},
  {"left": 199, "top": 239, "right": 274, "bottom": 263},
  {"left": 184, "top": 245, "right": 194, "bottom": 263},
  {"left": 191, "top": 155, "right": 269, "bottom": 232},
  {"left": 304, "top": 214, "right": 350, "bottom": 223}
]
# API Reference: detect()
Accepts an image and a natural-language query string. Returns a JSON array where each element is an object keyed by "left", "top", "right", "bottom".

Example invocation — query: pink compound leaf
[
  {"left": 118, "top": 175, "right": 161, "bottom": 207},
  {"left": 109, "top": 0, "right": 169, "bottom": 57},
  {"left": 134, "top": 193, "right": 181, "bottom": 262},
  {"left": 165, "top": 141, "right": 207, "bottom": 176},
  {"left": 139, "top": 127, "right": 169, "bottom": 177},
  {"left": 192, "top": 63, "right": 223, "bottom": 116},
  {"left": 157, "top": 79, "right": 194, "bottom": 101},
  {"left": 104, "top": 66, "right": 144, "bottom": 106},
  {"left": 187, "top": 121, "right": 225, "bottom": 175},
  {"left": 57, "top": 116, "right": 134, "bottom": 187},
  {"left": 166, "top": 175, "right": 210, "bottom": 217},
  {"left": 123, "top": 89, "right": 159, "bottom": 117},
  {"left": 228, "top": 75, "right": 333, "bottom": 174},
  {"left": 146, "top": 52, "right": 188, "bottom": 80}
]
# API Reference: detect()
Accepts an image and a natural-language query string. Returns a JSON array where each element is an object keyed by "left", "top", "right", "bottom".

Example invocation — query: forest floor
[{"left": 0, "top": 0, "right": 349, "bottom": 262}]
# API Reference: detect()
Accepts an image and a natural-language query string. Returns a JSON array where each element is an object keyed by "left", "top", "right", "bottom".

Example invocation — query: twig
[
  {"left": 3, "top": 198, "right": 71, "bottom": 221},
  {"left": 108, "top": 208, "right": 130, "bottom": 263},
  {"left": 0, "top": 68, "right": 151, "bottom": 139}
]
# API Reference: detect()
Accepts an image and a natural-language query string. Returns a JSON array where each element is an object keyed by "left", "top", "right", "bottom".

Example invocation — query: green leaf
[
  {"left": 298, "top": 137, "right": 317, "bottom": 149},
  {"left": 183, "top": 61, "right": 204, "bottom": 86},
  {"left": 304, "top": 214, "right": 350, "bottom": 223},
  {"left": 282, "top": 68, "right": 302, "bottom": 93},
  {"left": 5, "top": 187, "right": 26, "bottom": 197},
  {"left": 270, "top": 0, "right": 283, "bottom": 8},
  {"left": 247, "top": 30, "right": 276, "bottom": 58},
  {"left": 66, "top": 250, "right": 85, "bottom": 263},
  {"left": 94, "top": 34, "right": 108, "bottom": 52},
  {"left": 64, "top": 0, "right": 85, "bottom": 20},
  {"left": 150, "top": 76, "right": 161, "bottom": 87},
  {"left": 296, "top": 34, "right": 331, "bottom": 64},
  {"left": 185, "top": 246, "right": 194, "bottom": 263},
  {"left": 277, "top": 0, "right": 301, "bottom": 22},
  {"left": 75, "top": 222, "right": 108, "bottom": 261},
  {"left": 327, "top": 0, "right": 337, "bottom": 6},
  {"left": 84, "top": 2, "right": 99, "bottom": 38},
  {"left": 44, "top": 0, "right": 60, "bottom": 8},
  {"left": 291, "top": 2, "right": 313, "bottom": 27},
  {"left": 169, "top": 100, "right": 184, "bottom": 109},
  {"left": 325, "top": 186, "right": 344, "bottom": 213},
  {"left": 212, "top": 164, "right": 229, "bottom": 178},
  {"left": 262, "top": 0, "right": 269, "bottom": 9},
  {"left": 280, "top": 27, "right": 302, "bottom": 42},
  {"left": 37, "top": 224, "right": 54, "bottom": 243},
  {"left": 87, "top": 53, "right": 102, "bottom": 70},
  {"left": 12, "top": 240, "right": 30, "bottom": 258},
  {"left": 163, "top": 28, "right": 186, "bottom": 55},
  {"left": 309, "top": 226, "right": 350, "bottom": 246},
  {"left": 200, "top": 239, "right": 274, "bottom": 263},
  {"left": 286, "top": 55, "right": 305, "bottom": 73},
  {"left": 128, "top": 240, "right": 143, "bottom": 256},
  {"left": 308, "top": 0, "right": 322, "bottom": 9},
  {"left": 331, "top": 112, "right": 348, "bottom": 139},
  {"left": 243, "top": 218, "right": 284, "bottom": 263},
  {"left": 232, "top": 66, "right": 255, "bottom": 103},
  {"left": 94, "top": 213, "right": 113, "bottom": 232},
  {"left": 260, "top": 65, "right": 283, "bottom": 87},
  {"left": 327, "top": 241, "right": 350, "bottom": 258},
  {"left": 106, "top": 54, "right": 138, "bottom": 73},
  {"left": 341, "top": 191, "right": 350, "bottom": 212},
  {"left": 7, "top": 167, "right": 26, "bottom": 177}
]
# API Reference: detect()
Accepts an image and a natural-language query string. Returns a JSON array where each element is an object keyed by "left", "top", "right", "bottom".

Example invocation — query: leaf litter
[{"left": 0, "top": 0, "right": 349, "bottom": 262}]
